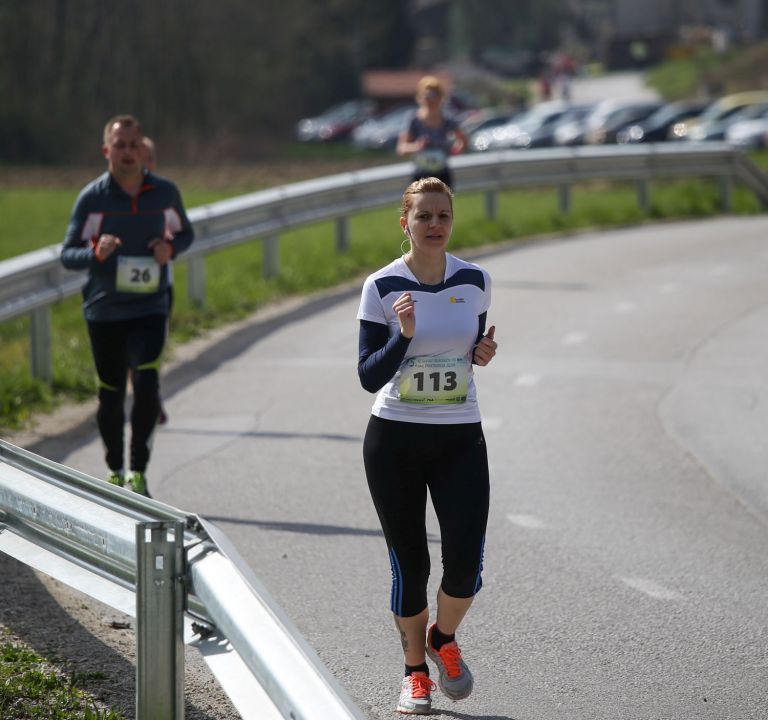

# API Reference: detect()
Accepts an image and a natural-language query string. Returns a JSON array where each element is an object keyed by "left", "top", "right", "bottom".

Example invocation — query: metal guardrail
[
  {"left": 0, "top": 438, "right": 366, "bottom": 720},
  {"left": 2, "top": 143, "right": 767, "bottom": 381}
]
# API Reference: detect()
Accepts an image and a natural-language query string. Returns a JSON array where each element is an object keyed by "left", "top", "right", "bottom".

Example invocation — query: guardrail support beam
[
  {"left": 719, "top": 176, "right": 733, "bottom": 212},
  {"left": 30, "top": 307, "right": 52, "bottom": 384},
  {"left": 558, "top": 184, "right": 572, "bottom": 214},
  {"left": 136, "top": 521, "right": 185, "bottom": 720},
  {"left": 637, "top": 179, "right": 650, "bottom": 214},
  {"left": 187, "top": 255, "right": 206, "bottom": 307},
  {"left": 263, "top": 235, "right": 280, "bottom": 278},
  {"left": 335, "top": 216, "right": 349, "bottom": 253},
  {"left": 484, "top": 191, "right": 497, "bottom": 220}
]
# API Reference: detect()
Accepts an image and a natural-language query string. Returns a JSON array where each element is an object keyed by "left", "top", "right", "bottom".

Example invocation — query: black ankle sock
[
  {"left": 429, "top": 625, "right": 455, "bottom": 651},
  {"left": 405, "top": 662, "right": 429, "bottom": 677}
]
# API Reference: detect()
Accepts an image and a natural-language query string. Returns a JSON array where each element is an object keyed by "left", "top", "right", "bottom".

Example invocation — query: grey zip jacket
[{"left": 61, "top": 171, "right": 194, "bottom": 322}]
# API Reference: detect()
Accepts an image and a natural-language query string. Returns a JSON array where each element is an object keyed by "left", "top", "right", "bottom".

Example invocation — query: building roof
[{"left": 362, "top": 70, "right": 453, "bottom": 99}]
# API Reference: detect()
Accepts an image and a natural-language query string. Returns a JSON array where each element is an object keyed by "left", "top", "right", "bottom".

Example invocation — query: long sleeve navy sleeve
[{"left": 357, "top": 320, "right": 412, "bottom": 393}]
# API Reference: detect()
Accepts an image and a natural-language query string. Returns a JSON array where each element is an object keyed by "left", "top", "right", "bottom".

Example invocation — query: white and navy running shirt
[{"left": 357, "top": 253, "right": 491, "bottom": 424}]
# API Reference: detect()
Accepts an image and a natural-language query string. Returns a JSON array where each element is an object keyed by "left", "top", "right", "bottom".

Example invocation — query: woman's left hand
[{"left": 473, "top": 325, "right": 497, "bottom": 366}]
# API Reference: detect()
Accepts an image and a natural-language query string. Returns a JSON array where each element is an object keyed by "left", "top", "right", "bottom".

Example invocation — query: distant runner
[
  {"left": 397, "top": 76, "right": 467, "bottom": 190},
  {"left": 60, "top": 115, "right": 193, "bottom": 496}
]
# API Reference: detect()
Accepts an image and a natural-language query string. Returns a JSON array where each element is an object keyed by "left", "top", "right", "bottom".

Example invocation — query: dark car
[
  {"left": 617, "top": 100, "right": 709, "bottom": 143},
  {"left": 583, "top": 100, "right": 663, "bottom": 144},
  {"left": 556, "top": 99, "right": 662, "bottom": 146},
  {"left": 523, "top": 103, "right": 594, "bottom": 148},
  {"left": 297, "top": 99, "right": 375, "bottom": 142}
]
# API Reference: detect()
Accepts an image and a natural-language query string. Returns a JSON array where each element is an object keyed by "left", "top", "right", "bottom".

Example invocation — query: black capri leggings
[
  {"left": 363, "top": 415, "right": 489, "bottom": 618},
  {"left": 87, "top": 314, "right": 166, "bottom": 473}
]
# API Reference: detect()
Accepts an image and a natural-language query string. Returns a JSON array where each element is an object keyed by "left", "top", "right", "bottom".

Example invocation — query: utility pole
[{"left": 448, "top": 0, "right": 470, "bottom": 62}]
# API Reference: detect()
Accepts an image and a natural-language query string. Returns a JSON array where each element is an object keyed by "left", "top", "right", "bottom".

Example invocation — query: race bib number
[
  {"left": 398, "top": 356, "right": 468, "bottom": 405},
  {"left": 414, "top": 148, "right": 447, "bottom": 172},
  {"left": 116, "top": 256, "right": 160, "bottom": 294}
]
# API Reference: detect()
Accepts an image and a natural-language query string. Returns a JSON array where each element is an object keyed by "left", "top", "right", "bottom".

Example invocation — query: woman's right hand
[{"left": 393, "top": 292, "right": 416, "bottom": 338}]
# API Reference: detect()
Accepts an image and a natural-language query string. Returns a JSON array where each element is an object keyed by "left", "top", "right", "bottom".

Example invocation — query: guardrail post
[
  {"left": 30, "top": 307, "right": 52, "bottom": 384},
  {"left": 335, "top": 216, "right": 349, "bottom": 253},
  {"left": 558, "top": 184, "right": 571, "bottom": 214},
  {"left": 136, "top": 521, "right": 185, "bottom": 720},
  {"left": 484, "top": 191, "right": 497, "bottom": 220},
  {"left": 187, "top": 255, "right": 206, "bottom": 307},
  {"left": 719, "top": 176, "right": 733, "bottom": 212},
  {"left": 263, "top": 235, "right": 280, "bottom": 278},
  {"left": 636, "top": 179, "right": 650, "bottom": 214}
]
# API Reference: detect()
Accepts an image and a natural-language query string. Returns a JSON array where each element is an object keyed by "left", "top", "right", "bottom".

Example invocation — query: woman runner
[{"left": 357, "top": 177, "right": 497, "bottom": 714}]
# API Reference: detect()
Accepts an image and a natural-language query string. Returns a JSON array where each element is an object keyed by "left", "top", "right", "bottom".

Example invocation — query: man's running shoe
[
  {"left": 426, "top": 625, "right": 473, "bottom": 701},
  {"left": 127, "top": 471, "right": 150, "bottom": 497},
  {"left": 396, "top": 672, "right": 435, "bottom": 715},
  {"left": 106, "top": 470, "right": 124, "bottom": 487}
]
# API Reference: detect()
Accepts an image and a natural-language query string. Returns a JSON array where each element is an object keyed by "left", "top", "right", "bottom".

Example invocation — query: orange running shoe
[{"left": 426, "top": 624, "right": 474, "bottom": 701}]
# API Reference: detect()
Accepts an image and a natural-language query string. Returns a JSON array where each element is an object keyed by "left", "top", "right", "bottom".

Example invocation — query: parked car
[
  {"left": 465, "top": 110, "right": 520, "bottom": 152},
  {"left": 523, "top": 103, "right": 594, "bottom": 148},
  {"left": 351, "top": 105, "right": 415, "bottom": 151},
  {"left": 296, "top": 99, "right": 375, "bottom": 142},
  {"left": 725, "top": 103, "right": 768, "bottom": 149},
  {"left": 616, "top": 100, "right": 709, "bottom": 143},
  {"left": 677, "top": 91, "right": 768, "bottom": 142},
  {"left": 473, "top": 101, "right": 571, "bottom": 151},
  {"left": 583, "top": 100, "right": 663, "bottom": 144},
  {"left": 555, "top": 99, "right": 661, "bottom": 146},
  {"left": 688, "top": 97, "right": 768, "bottom": 142}
]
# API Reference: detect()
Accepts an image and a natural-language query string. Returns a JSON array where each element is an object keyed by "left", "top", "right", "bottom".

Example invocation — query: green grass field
[{"left": 0, "top": 163, "right": 766, "bottom": 431}]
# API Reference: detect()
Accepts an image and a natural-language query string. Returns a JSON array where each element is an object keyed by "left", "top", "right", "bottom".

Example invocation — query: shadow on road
[
  {"left": 162, "top": 427, "right": 362, "bottom": 442},
  {"left": 203, "top": 515, "right": 440, "bottom": 543},
  {"left": 431, "top": 711, "right": 521, "bottom": 720}
]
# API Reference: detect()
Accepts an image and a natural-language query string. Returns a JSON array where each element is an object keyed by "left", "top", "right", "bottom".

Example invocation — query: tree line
[{"left": 0, "top": 0, "right": 579, "bottom": 164}]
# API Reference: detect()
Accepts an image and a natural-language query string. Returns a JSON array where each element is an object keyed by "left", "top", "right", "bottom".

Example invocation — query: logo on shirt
[{"left": 449, "top": 296, "right": 465, "bottom": 304}]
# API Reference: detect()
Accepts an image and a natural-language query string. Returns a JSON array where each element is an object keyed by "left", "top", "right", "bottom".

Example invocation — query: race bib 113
[{"left": 398, "top": 355, "right": 468, "bottom": 404}]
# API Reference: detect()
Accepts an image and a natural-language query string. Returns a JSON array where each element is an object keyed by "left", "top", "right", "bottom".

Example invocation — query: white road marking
[
  {"left": 506, "top": 514, "right": 546, "bottom": 529},
  {"left": 514, "top": 373, "right": 541, "bottom": 387},
  {"left": 619, "top": 576, "right": 680, "bottom": 600},
  {"left": 562, "top": 331, "right": 588, "bottom": 346}
]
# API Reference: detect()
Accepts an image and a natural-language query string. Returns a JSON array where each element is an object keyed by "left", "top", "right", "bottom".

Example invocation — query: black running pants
[
  {"left": 87, "top": 315, "right": 166, "bottom": 473},
  {"left": 363, "top": 415, "right": 489, "bottom": 618}
]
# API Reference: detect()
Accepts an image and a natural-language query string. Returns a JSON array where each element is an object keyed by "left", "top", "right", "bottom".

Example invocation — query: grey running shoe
[
  {"left": 127, "top": 471, "right": 150, "bottom": 497},
  {"left": 396, "top": 672, "right": 435, "bottom": 715},
  {"left": 106, "top": 470, "right": 124, "bottom": 487},
  {"left": 426, "top": 625, "right": 473, "bottom": 701}
]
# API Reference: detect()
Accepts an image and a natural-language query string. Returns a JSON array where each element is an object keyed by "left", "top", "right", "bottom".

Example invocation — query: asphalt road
[
  {"left": 569, "top": 70, "right": 660, "bottom": 103},
  {"left": 60, "top": 216, "right": 768, "bottom": 719}
]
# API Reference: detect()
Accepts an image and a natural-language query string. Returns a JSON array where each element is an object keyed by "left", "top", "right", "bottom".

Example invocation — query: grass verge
[{"left": 0, "top": 631, "right": 126, "bottom": 720}]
